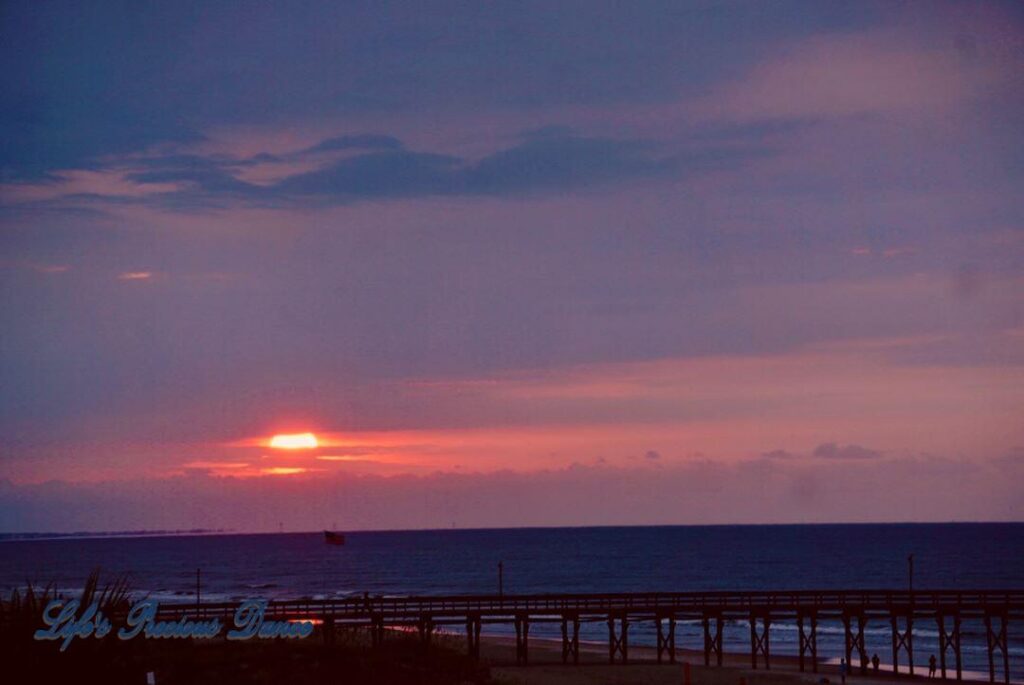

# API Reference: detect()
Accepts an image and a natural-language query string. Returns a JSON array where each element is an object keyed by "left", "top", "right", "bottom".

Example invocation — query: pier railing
[
  {"left": 162, "top": 588, "right": 1024, "bottom": 621},
  {"left": 150, "top": 588, "right": 1021, "bottom": 681}
]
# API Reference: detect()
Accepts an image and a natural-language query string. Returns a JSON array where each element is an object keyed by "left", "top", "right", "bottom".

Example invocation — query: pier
[{"left": 165, "top": 589, "right": 1023, "bottom": 683}]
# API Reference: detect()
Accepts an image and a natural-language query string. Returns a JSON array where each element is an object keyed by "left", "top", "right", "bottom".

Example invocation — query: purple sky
[{"left": 1, "top": 1, "right": 1023, "bottom": 532}]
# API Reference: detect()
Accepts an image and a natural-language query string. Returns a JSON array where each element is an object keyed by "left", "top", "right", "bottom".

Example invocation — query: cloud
[
  {"left": 6, "top": 130, "right": 761, "bottom": 210},
  {"left": 182, "top": 461, "right": 249, "bottom": 471},
  {"left": 460, "top": 135, "right": 677, "bottom": 195},
  {"left": 1, "top": 1, "right": 875, "bottom": 180},
  {"left": 300, "top": 134, "right": 404, "bottom": 155},
  {"left": 994, "top": 448, "right": 1024, "bottom": 469},
  {"left": 644, "top": 450, "right": 661, "bottom": 461},
  {"left": 273, "top": 148, "right": 461, "bottom": 199},
  {"left": 32, "top": 264, "right": 70, "bottom": 274},
  {"left": 117, "top": 271, "right": 153, "bottom": 281},
  {"left": 694, "top": 27, "right": 1017, "bottom": 122},
  {"left": 273, "top": 132, "right": 727, "bottom": 201},
  {"left": 812, "top": 442, "right": 882, "bottom": 460},
  {"left": 761, "top": 449, "right": 796, "bottom": 460},
  {"left": 4, "top": 1, "right": 1019, "bottom": 184},
  {"left": 123, "top": 154, "right": 261, "bottom": 198},
  {"left": 0, "top": 456, "right": 1018, "bottom": 533},
  {"left": 274, "top": 134, "right": 687, "bottom": 200}
]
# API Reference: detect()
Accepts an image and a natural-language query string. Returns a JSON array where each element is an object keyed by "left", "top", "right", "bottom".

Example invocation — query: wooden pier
[{"left": 164, "top": 589, "right": 1023, "bottom": 683}]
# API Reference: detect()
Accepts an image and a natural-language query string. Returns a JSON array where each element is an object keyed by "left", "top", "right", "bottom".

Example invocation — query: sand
[{"left": 472, "top": 635, "right": 980, "bottom": 685}]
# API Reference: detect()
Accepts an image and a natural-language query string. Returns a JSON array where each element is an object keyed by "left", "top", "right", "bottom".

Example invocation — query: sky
[{"left": 1, "top": 1, "right": 1023, "bottom": 532}]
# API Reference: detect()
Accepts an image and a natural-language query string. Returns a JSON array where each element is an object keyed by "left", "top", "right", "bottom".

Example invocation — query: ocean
[{"left": 2, "top": 523, "right": 1022, "bottom": 679}]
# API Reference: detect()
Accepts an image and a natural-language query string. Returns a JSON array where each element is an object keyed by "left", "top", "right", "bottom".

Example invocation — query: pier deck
[{"left": 161, "top": 589, "right": 1023, "bottom": 682}]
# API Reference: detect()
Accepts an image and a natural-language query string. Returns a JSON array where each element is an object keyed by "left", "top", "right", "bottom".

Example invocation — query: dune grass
[{"left": 0, "top": 571, "right": 491, "bottom": 684}]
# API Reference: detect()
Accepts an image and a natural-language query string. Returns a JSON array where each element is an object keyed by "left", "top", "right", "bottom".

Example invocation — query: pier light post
[
  {"left": 908, "top": 554, "right": 914, "bottom": 594},
  {"left": 498, "top": 561, "right": 504, "bottom": 598}
]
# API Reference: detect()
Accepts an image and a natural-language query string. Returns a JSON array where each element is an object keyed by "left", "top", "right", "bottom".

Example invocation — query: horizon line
[{"left": 2, "top": 519, "right": 1023, "bottom": 541}]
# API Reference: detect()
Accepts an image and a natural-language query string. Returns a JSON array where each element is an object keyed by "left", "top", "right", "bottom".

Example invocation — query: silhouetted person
[
  {"left": 929, "top": 655, "right": 937, "bottom": 678},
  {"left": 841, "top": 658, "right": 849, "bottom": 685},
  {"left": 872, "top": 653, "right": 880, "bottom": 674}
]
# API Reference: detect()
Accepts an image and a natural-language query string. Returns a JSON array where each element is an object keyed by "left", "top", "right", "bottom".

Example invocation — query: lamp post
[
  {"left": 498, "top": 561, "right": 503, "bottom": 598},
  {"left": 908, "top": 554, "right": 914, "bottom": 594}
]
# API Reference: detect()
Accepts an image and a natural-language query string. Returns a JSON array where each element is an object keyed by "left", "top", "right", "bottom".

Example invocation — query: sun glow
[{"left": 269, "top": 432, "right": 319, "bottom": 449}]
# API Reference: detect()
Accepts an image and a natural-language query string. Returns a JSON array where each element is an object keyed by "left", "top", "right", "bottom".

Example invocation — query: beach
[{"left": 479, "top": 635, "right": 993, "bottom": 685}]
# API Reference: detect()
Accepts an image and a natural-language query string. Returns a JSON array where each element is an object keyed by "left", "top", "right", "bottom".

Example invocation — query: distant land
[{"left": 0, "top": 528, "right": 232, "bottom": 541}]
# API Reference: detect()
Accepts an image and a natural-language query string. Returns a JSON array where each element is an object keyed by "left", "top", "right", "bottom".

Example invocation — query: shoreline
[{"left": 471, "top": 634, "right": 1006, "bottom": 685}]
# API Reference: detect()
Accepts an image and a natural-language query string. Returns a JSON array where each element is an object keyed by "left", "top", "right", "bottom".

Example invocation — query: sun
[{"left": 269, "top": 432, "right": 319, "bottom": 449}]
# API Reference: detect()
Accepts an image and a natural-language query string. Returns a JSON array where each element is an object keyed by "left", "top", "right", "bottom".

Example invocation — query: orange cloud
[
  {"left": 261, "top": 467, "right": 309, "bottom": 476},
  {"left": 34, "top": 264, "right": 70, "bottom": 274},
  {"left": 118, "top": 271, "right": 153, "bottom": 281},
  {"left": 184, "top": 461, "right": 250, "bottom": 470}
]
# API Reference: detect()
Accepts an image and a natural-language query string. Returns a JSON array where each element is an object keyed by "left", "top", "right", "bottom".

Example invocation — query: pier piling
[
  {"left": 608, "top": 613, "right": 629, "bottom": 664},
  {"left": 891, "top": 613, "right": 914, "bottom": 676},
  {"left": 704, "top": 613, "right": 724, "bottom": 667},
  {"left": 984, "top": 612, "right": 1010, "bottom": 685},
  {"left": 798, "top": 611, "right": 818, "bottom": 673},
  {"left": 749, "top": 614, "right": 771, "bottom": 670},
  {"left": 561, "top": 613, "right": 580, "bottom": 664},
  {"left": 656, "top": 613, "right": 676, "bottom": 664},
  {"left": 937, "top": 612, "right": 962, "bottom": 681},
  {"left": 843, "top": 612, "right": 868, "bottom": 674},
  {"left": 466, "top": 614, "right": 481, "bottom": 661},
  {"left": 514, "top": 613, "right": 529, "bottom": 664}
]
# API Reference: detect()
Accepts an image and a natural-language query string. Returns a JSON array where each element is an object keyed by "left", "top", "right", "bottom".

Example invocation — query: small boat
[{"left": 323, "top": 530, "right": 346, "bottom": 546}]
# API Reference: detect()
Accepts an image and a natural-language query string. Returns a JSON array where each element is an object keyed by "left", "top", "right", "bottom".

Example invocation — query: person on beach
[
  {"left": 841, "top": 658, "right": 849, "bottom": 685},
  {"left": 872, "top": 654, "right": 880, "bottom": 674},
  {"left": 929, "top": 655, "right": 937, "bottom": 678}
]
